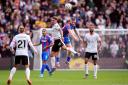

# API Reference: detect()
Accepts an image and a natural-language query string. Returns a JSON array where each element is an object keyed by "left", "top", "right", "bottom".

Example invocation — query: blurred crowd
[{"left": 0, "top": 0, "right": 128, "bottom": 58}]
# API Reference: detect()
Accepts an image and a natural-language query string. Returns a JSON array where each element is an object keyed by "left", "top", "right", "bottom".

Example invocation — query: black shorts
[
  {"left": 15, "top": 55, "right": 29, "bottom": 65},
  {"left": 52, "top": 39, "right": 64, "bottom": 52},
  {"left": 85, "top": 52, "right": 98, "bottom": 60}
]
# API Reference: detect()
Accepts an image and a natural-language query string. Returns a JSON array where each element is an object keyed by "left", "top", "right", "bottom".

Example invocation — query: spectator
[{"left": 110, "top": 41, "right": 119, "bottom": 58}]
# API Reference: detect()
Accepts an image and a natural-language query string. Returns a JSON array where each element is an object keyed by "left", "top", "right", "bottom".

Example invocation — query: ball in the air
[{"left": 65, "top": 3, "right": 72, "bottom": 10}]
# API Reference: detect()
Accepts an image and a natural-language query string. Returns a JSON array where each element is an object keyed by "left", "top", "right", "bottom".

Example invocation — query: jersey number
[{"left": 18, "top": 40, "right": 26, "bottom": 48}]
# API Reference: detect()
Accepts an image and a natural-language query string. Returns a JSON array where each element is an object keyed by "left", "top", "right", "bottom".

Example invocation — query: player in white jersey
[
  {"left": 83, "top": 23, "right": 101, "bottom": 79},
  {"left": 7, "top": 25, "right": 37, "bottom": 85},
  {"left": 50, "top": 17, "right": 79, "bottom": 73}
]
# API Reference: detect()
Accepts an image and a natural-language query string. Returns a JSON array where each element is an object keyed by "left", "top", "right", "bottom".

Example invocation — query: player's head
[
  {"left": 51, "top": 17, "right": 58, "bottom": 24},
  {"left": 71, "top": 18, "right": 76, "bottom": 25},
  {"left": 42, "top": 29, "right": 47, "bottom": 36},
  {"left": 88, "top": 22, "right": 95, "bottom": 34},
  {"left": 18, "top": 25, "right": 25, "bottom": 33},
  {"left": 67, "top": 19, "right": 71, "bottom": 24}
]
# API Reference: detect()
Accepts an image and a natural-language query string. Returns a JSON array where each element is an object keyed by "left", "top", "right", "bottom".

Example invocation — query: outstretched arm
[
  {"left": 74, "top": 28, "right": 82, "bottom": 41},
  {"left": 68, "top": 29, "right": 78, "bottom": 41}
]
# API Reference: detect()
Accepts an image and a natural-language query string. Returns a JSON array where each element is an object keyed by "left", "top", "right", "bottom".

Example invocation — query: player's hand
[
  {"left": 98, "top": 47, "right": 102, "bottom": 52},
  {"left": 75, "top": 37, "right": 79, "bottom": 42},
  {"left": 42, "top": 47, "right": 47, "bottom": 51},
  {"left": 61, "top": 37, "right": 64, "bottom": 41}
]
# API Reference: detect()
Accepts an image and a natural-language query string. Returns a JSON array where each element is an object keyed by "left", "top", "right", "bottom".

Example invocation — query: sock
[
  {"left": 25, "top": 68, "right": 30, "bottom": 80},
  {"left": 67, "top": 47, "right": 77, "bottom": 54},
  {"left": 94, "top": 65, "right": 97, "bottom": 77},
  {"left": 45, "top": 64, "right": 51, "bottom": 72},
  {"left": 41, "top": 64, "right": 46, "bottom": 74},
  {"left": 85, "top": 64, "right": 89, "bottom": 74},
  {"left": 51, "top": 57, "right": 56, "bottom": 68},
  {"left": 9, "top": 67, "right": 16, "bottom": 80},
  {"left": 56, "top": 56, "right": 60, "bottom": 64},
  {"left": 66, "top": 56, "right": 71, "bottom": 63}
]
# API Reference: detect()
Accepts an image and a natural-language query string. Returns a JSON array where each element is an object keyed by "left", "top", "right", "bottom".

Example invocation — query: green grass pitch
[{"left": 0, "top": 70, "right": 128, "bottom": 85}]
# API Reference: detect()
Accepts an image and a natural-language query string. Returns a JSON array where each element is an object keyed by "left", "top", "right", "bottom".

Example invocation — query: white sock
[
  {"left": 51, "top": 57, "right": 56, "bottom": 68},
  {"left": 67, "top": 47, "right": 77, "bottom": 54},
  {"left": 85, "top": 64, "right": 89, "bottom": 74},
  {"left": 25, "top": 68, "right": 30, "bottom": 80},
  {"left": 9, "top": 67, "right": 16, "bottom": 80},
  {"left": 94, "top": 65, "right": 97, "bottom": 77}
]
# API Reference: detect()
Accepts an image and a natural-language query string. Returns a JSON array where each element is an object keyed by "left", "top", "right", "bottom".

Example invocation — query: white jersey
[
  {"left": 51, "top": 23, "right": 62, "bottom": 39},
  {"left": 84, "top": 32, "right": 101, "bottom": 53},
  {"left": 10, "top": 33, "right": 36, "bottom": 56}
]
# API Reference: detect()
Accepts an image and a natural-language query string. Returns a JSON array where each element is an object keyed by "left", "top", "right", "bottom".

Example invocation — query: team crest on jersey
[{"left": 41, "top": 39, "right": 47, "bottom": 42}]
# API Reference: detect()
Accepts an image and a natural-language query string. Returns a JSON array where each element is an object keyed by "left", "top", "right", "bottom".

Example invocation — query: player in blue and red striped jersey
[
  {"left": 62, "top": 19, "right": 81, "bottom": 64},
  {"left": 34, "top": 29, "right": 53, "bottom": 78}
]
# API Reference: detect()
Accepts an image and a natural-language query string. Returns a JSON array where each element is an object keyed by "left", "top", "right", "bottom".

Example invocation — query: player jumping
[
  {"left": 62, "top": 19, "right": 80, "bottom": 64},
  {"left": 50, "top": 17, "right": 79, "bottom": 73}
]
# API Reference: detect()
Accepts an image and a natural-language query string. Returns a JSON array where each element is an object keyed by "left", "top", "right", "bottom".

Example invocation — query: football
[{"left": 65, "top": 3, "right": 72, "bottom": 10}]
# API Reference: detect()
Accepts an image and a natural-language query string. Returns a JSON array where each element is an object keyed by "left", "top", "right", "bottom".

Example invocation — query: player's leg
[
  {"left": 84, "top": 52, "right": 90, "bottom": 79},
  {"left": 25, "top": 65, "right": 32, "bottom": 85},
  {"left": 7, "top": 65, "right": 17, "bottom": 85},
  {"left": 23, "top": 56, "right": 32, "bottom": 85},
  {"left": 51, "top": 40, "right": 61, "bottom": 71},
  {"left": 40, "top": 60, "right": 46, "bottom": 77},
  {"left": 62, "top": 43, "right": 80, "bottom": 64},
  {"left": 41, "top": 52, "right": 52, "bottom": 77},
  {"left": 62, "top": 41, "right": 78, "bottom": 54},
  {"left": 65, "top": 44, "right": 72, "bottom": 64},
  {"left": 50, "top": 51, "right": 59, "bottom": 73},
  {"left": 7, "top": 56, "right": 20, "bottom": 85},
  {"left": 40, "top": 52, "right": 46, "bottom": 77},
  {"left": 55, "top": 55, "right": 60, "bottom": 68},
  {"left": 92, "top": 53, "right": 98, "bottom": 79}
]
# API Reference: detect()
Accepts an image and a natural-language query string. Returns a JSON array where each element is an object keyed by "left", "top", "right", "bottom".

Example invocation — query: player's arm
[
  {"left": 73, "top": 28, "right": 82, "bottom": 41},
  {"left": 33, "top": 37, "right": 42, "bottom": 46},
  {"left": 9, "top": 37, "right": 16, "bottom": 53},
  {"left": 68, "top": 29, "right": 78, "bottom": 41},
  {"left": 59, "top": 28, "right": 63, "bottom": 39},
  {"left": 83, "top": 34, "right": 87, "bottom": 48},
  {"left": 28, "top": 36, "right": 37, "bottom": 54},
  {"left": 43, "top": 43, "right": 54, "bottom": 50},
  {"left": 97, "top": 35, "right": 102, "bottom": 51},
  {"left": 34, "top": 42, "right": 41, "bottom": 46}
]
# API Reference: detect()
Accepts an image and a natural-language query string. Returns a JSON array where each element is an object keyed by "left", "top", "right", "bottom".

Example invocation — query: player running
[
  {"left": 34, "top": 29, "right": 53, "bottom": 78},
  {"left": 83, "top": 23, "right": 101, "bottom": 79},
  {"left": 7, "top": 25, "right": 37, "bottom": 85}
]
